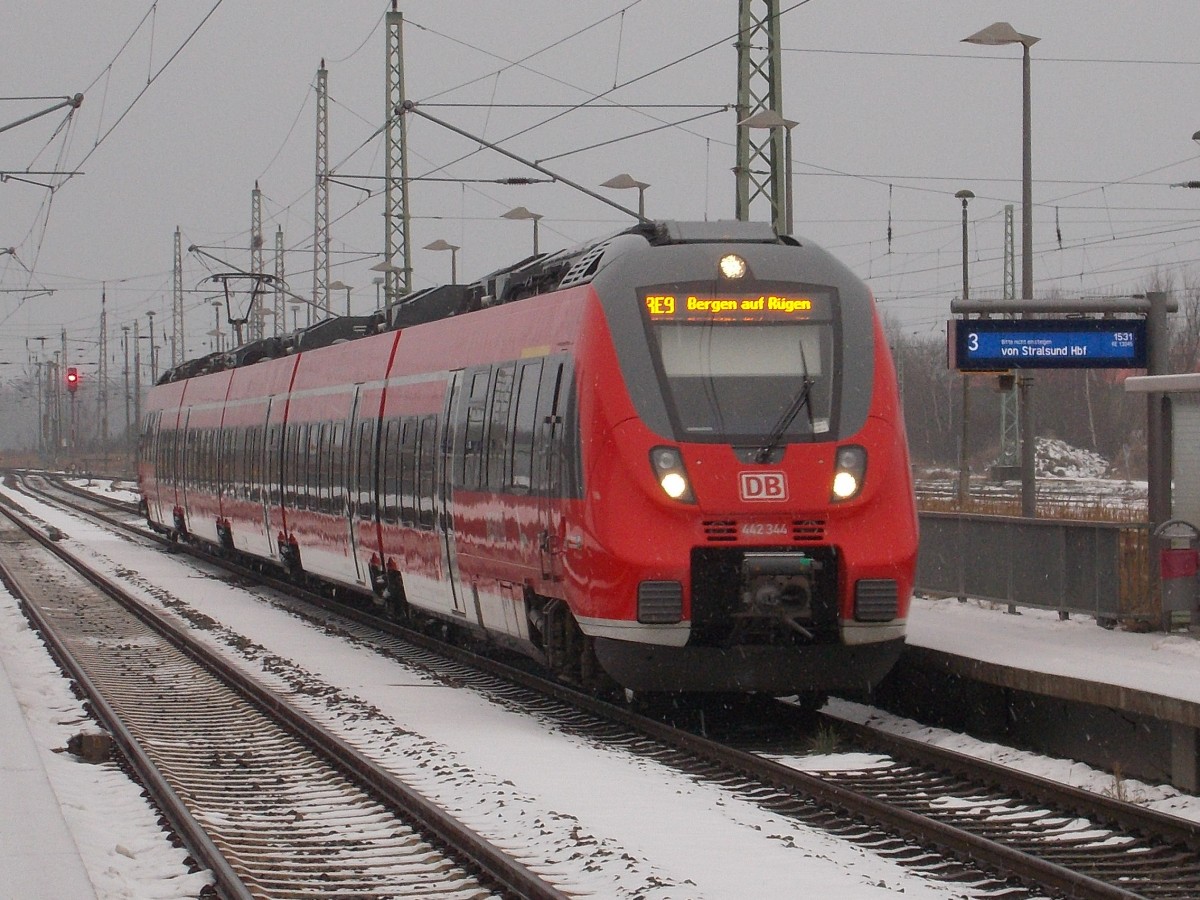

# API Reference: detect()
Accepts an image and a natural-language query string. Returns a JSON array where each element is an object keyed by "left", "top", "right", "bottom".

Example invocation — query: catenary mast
[
  {"left": 172, "top": 227, "right": 184, "bottom": 366},
  {"left": 274, "top": 226, "right": 285, "bottom": 335},
  {"left": 734, "top": 0, "right": 786, "bottom": 230},
  {"left": 312, "top": 61, "right": 330, "bottom": 323},
  {"left": 250, "top": 182, "right": 264, "bottom": 340},
  {"left": 383, "top": 2, "right": 412, "bottom": 316}
]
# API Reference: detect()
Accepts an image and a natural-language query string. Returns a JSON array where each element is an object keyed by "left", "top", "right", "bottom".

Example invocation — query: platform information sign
[{"left": 950, "top": 318, "right": 1147, "bottom": 371}]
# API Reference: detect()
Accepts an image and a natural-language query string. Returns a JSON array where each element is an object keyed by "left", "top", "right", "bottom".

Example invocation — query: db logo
[{"left": 739, "top": 471, "right": 789, "bottom": 502}]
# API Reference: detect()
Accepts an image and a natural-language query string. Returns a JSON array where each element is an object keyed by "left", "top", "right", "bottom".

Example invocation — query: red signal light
[{"left": 66, "top": 366, "right": 79, "bottom": 393}]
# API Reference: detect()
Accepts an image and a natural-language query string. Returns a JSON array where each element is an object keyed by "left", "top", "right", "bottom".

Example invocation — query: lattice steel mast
[
  {"left": 172, "top": 227, "right": 184, "bottom": 366},
  {"left": 312, "top": 60, "right": 330, "bottom": 322},
  {"left": 98, "top": 287, "right": 108, "bottom": 445},
  {"left": 274, "top": 226, "right": 285, "bottom": 335},
  {"left": 734, "top": 0, "right": 786, "bottom": 229},
  {"left": 250, "top": 182, "right": 264, "bottom": 339},
  {"left": 383, "top": 2, "right": 412, "bottom": 314}
]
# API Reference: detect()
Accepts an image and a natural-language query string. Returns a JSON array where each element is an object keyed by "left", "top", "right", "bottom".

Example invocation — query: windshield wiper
[{"left": 755, "top": 342, "right": 814, "bottom": 463}]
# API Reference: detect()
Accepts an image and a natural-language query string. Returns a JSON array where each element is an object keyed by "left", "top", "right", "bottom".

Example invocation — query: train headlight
[
  {"left": 831, "top": 445, "right": 867, "bottom": 501},
  {"left": 718, "top": 253, "right": 747, "bottom": 279},
  {"left": 650, "top": 446, "right": 696, "bottom": 503}
]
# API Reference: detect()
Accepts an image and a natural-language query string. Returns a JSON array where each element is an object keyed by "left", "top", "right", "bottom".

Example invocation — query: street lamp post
[
  {"left": 738, "top": 110, "right": 797, "bottom": 234},
  {"left": 963, "top": 21, "right": 1040, "bottom": 517},
  {"left": 424, "top": 239, "right": 461, "bottom": 285},
  {"left": 955, "top": 189, "right": 975, "bottom": 508},
  {"left": 501, "top": 206, "right": 542, "bottom": 256},
  {"left": 601, "top": 174, "right": 650, "bottom": 220},
  {"left": 369, "top": 260, "right": 404, "bottom": 318},
  {"left": 328, "top": 280, "right": 353, "bottom": 317}
]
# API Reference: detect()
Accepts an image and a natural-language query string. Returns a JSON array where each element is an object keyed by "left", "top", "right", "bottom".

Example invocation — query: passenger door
[
  {"left": 438, "top": 371, "right": 467, "bottom": 616},
  {"left": 344, "top": 386, "right": 371, "bottom": 584},
  {"left": 535, "top": 358, "right": 568, "bottom": 582}
]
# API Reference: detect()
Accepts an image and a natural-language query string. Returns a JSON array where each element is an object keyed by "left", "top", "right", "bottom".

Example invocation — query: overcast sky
[{"left": 4, "top": 1, "right": 1200, "bottom": 382}]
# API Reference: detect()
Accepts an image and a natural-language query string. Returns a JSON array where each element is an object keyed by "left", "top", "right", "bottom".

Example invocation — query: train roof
[{"left": 157, "top": 219, "right": 798, "bottom": 385}]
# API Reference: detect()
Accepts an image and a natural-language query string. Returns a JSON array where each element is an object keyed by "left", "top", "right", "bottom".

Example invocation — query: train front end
[{"left": 573, "top": 221, "right": 917, "bottom": 695}]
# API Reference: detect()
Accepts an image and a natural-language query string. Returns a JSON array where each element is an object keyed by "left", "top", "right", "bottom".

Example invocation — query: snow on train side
[{"left": 139, "top": 220, "right": 917, "bottom": 696}]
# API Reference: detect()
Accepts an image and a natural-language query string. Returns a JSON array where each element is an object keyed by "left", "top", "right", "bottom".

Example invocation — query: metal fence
[{"left": 916, "top": 511, "right": 1153, "bottom": 622}]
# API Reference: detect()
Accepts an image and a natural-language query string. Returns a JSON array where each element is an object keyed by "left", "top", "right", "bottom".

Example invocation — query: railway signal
[{"left": 65, "top": 366, "right": 79, "bottom": 393}]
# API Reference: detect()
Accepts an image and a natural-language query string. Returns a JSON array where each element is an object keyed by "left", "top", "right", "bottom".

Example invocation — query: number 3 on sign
[{"left": 967, "top": 332, "right": 979, "bottom": 352}]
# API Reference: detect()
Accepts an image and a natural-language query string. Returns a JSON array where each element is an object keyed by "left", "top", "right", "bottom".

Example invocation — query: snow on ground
[
  {"left": 0, "top": 586, "right": 213, "bottom": 899},
  {"left": 2, "top": 483, "right": 990, "bottom": 899},
  {"left": 13, "top": 474, "right": 1200, "bottom": 896}
]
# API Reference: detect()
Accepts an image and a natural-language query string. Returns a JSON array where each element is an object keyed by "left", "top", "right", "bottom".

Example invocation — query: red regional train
[{"left": 139, "top": 220, "right": 918, "bottom": 696}]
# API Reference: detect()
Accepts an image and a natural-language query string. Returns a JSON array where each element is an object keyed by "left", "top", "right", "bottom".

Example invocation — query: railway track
[
  {"left": 0, "top": 481, "right": 566, "bottom": 900},
  {"left": 17, "top": 471, "right": 1200, "bottom": 898}
]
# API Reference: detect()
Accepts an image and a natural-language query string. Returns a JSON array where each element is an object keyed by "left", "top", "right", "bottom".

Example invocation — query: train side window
[
  {"left": 487, "top": 364, "right": 515, "bottom": 490},
  {"left": 180, "top": 429, "right": 189, "bottom": 489},
  {"left": 330, "top": 422, "right": 346, "bottom": 516},
  {"left": 247, "top": 426, "right": 261, "bottom": 503},
  {"left": 416, "top": 415, "right": 436, "bottom": 530},
  {"left": 217, "top": 428, "right": 227, "bottom": 496},
  {"left": 324, "top": 422, "right": 335, "bottom": 513},
  {"left": 510, "top": 359, "right": 543, "bottom": 492},
  {"left": 352, "top": 420, "right": 374, "bottom": 520},
  {"left": 284, "top": 424, "right": 297, "bottom": 506},
  {"left": 267, "top": 423, "right": 282, "bottom": 507},
  {"left": 192, "top": 427, "right": 200, "bottom": 490},
  {"left": 307, "top": 423, "right": 321, "bottom": 511},
  {"left": 533, "top": 360, "right": 565, "bottom": 496},
  {"left": 313, "top": 424, "right": 322, "bottom": 513},
  {"left": 245, "top": 426, "right": 255, "bottom": 501},
  {"left": 326, "top": 422, "right": 338, "bottom": 514},
  {"left": 194, "top": 430, "right": 203, "bottom": 490},
  {"left": 380, "top": 419, "right": 399, "bottom": 524},
  {"left": 293, "top": 424, "right": 304, "bottom": 508},
  {"left": 462, "top": 404, "right": 485, "bottom": 490},
  {"left": 180, "top": 426, "right": 189, "bottom": 490},
  {"left": 400, "top": 417, "right": 416, "bottom": 526},
  {"left": 461, "top": 367, "right": 489, "bottom": 491},
  {"left": 219, "top": 428, "right": 227, "bottom": 495},
  {"left": 227, "top": 429, "right": 234, "bottom": 493},
  {"left": 298, "top": 424, "right": 308, "bottom": 507},
  {"left": 202, "top": 429, "right": 210, "bottom": 490},
  {"left": 203, "top": 430, "right": 212, "bottom": 490},
  {"left": 280, "top": 425, "right": 289, "bottom": 505}
]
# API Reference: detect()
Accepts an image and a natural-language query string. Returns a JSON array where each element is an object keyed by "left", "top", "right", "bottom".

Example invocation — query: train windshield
[{"left": 641, "top": 283, "right": 836, "bottom": 443}]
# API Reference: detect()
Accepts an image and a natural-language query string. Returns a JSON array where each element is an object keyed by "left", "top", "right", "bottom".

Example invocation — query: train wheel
[
  {"left": 539, "top": 599, "right": 578, "bottom": 685},
  {"left": 539, "top": 598, "right": 619, "bottom": 696},
  {"left": 579, "top": 635, "right": 621, "bottom": 699}
]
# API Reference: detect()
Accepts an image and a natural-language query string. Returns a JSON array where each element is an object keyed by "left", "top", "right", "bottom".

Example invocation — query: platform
[
  {"left": 0, "top": 645, "right": 98, "bottom": 899},
  {"left": 900, "top": 594, "right": 1200, "bottom": 791}
]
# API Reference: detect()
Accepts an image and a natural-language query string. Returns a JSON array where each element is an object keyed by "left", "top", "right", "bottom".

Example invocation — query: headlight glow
[
  {"left": 831, "top": 471, "right": 860, "bottom": 500},
  {"left": 649, "top": 446, "right": 696, "bottom": 503},
  {"left": 831, "top": 444, "right": 867, "bottom": 502},
  {"left": 718, "top": 254, "right": 747, "bottom": 279},
  {"left": 661, "top": 472, "right": 689, "bottom": 499}
]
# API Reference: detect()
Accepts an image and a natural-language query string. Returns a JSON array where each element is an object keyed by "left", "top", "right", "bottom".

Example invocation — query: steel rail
[{"left": 0, "top": 494, "right": 568, "bottom": 900}]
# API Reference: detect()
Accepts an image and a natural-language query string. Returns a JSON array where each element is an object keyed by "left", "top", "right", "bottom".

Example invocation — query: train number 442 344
[{"left": 740, "top": 522, "right": 789, "bottom": 537}]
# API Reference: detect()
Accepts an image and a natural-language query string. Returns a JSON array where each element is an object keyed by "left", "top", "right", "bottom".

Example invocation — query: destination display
[
  {"left": 950, "top": 318, "right": 1147, "bottom": 370},
  {"left": 643, "top": 285, "right": 830, "bottom": 323}
]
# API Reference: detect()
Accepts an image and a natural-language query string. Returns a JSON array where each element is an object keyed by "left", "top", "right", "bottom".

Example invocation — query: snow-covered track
[
  {"left": 21, "top": 470, "right": 1200, "bottom": 898},
  {"left": 0, "top": 493, "right": 567, "bottom": 900}
]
